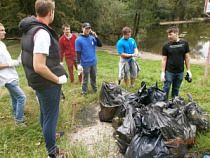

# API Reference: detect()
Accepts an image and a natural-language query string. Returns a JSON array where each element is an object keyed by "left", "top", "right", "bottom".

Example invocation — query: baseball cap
[{"left": 82, "top": 22, "right": 91, "bottom": 28}]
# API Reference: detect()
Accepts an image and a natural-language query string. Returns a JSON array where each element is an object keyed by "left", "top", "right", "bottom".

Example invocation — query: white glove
[
  {"left": 60, "top": 62, "right": 64, "bottom": 66},
  {"left": 187, "top": 70, "right": 192, "bottom": 78},
  {"left": 136, "top": 52, "right": 141, "bottom": 58},
  {"left": 161, "top": 72, "right": 166, "bottom": 82},
  {"left": 77, "top": 64, "right": 83, "bottom": 75},
  {"left": 57, "top": 75, "right": 67, "bottom": 84},
  {"left": 131, "top": 53, "right": 137, "bottom": 57},
  {"left": 8, "top": 60, "right": 20, "bottom": 67}
]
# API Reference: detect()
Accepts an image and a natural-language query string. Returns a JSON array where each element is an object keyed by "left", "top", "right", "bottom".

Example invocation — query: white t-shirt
[
  {"left": 33, "top": 29, "right": 51, "bottom": 55},
  {"left": 0, "top": 41, "right": 19, "bottom": 87}
]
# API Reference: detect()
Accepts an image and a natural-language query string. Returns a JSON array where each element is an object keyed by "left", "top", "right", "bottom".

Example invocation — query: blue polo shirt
[
  {"left": 117, "top": 37, "right": 137, "bottom": 55},
  {"left": 75, "top": 35, "right": 97, "bottom": 67}
]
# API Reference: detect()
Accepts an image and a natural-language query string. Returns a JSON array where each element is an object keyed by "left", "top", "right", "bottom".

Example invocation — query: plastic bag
[
  {"left": 114, "top": 105, "right": 136, "bottom": 153},
  {"left": 185, "top": 93, "right": 209, "bottom": 131},
  {"left": 125, "top": 131, "right": 170, "bottom": 158},
  {"left": 138, "top": 82, "right": 167, "bottom": 105},
  {"left": 99, "top": 82, "right": 129, "bottom": 122}
]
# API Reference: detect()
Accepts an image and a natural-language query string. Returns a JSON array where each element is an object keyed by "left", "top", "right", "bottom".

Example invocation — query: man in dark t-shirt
[{"left": 161, "top": 26, "right": 192, "bottom": 99}]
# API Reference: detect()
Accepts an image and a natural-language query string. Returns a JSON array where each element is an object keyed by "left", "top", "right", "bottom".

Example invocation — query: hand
[
  {"left": 60, "top": 62, "right": 64, "bottom": 66},
  {"left": 8, "top": 60, "right": 20, "bottom": 67},
  {"left": 77, "top": 64, "right": 83, "bottom": 75},
  {"left": 187, "top": 70, "right": 192, "bottom": 78},
  {"left": 57, "top": 75, "right": 67, "bottom": 84},
  {"left": 161, "top": 72, "right": 165, "bottom": 82},
  {"left": 131, "top": 53, "right": 137, "bottom": 57},
  {"left": 136, "top": 52, "right": 141, "bottom": 58}
]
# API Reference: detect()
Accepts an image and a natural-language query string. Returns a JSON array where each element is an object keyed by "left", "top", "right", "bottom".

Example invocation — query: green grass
[{"left": 0, "top": 41, "right": 210, "bottom": 157}]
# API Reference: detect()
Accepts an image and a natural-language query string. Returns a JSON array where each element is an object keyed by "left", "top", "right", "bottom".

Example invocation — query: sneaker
[
  {"left": 130, "top": 85, "right": 135, "bottom": 88},
  {"left": 55, "top": 132, "right": 65, "bottom": 139},
  {"left": 15, "top": 122, "right": 27, "bottom": 127},
  {"left": 48, "top": 149, "right": 66, "bottom": 158}
]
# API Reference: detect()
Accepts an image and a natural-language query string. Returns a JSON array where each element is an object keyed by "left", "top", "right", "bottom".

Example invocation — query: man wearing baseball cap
[{"left": 75, "top": 22, "right": 102, "bottom": 96}]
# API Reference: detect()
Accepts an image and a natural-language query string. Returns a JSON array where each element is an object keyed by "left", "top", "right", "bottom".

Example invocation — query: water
[{"left": 140, "top": 22, "right": 210, "bottom": 59}]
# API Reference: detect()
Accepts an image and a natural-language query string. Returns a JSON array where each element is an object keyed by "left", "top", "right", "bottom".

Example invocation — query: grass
[{"left": 0, "top": 40, "right": 210, "bottom": 157}]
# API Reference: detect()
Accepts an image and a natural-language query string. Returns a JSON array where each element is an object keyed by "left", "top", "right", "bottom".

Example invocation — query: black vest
[{"left": 20, "top": 19, "right": 67, "bottom": 90}]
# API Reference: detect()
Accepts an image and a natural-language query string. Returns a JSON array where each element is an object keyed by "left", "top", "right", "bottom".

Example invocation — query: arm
[
  {"left": 120, "top": 53, "right": 133, "bottom": 58},
  {"left": 185, "top": 53, "right": 190, "bottom": 71},
  {"left": 0, "top": 64, "right": 9, "bottom": 70},
  {"left": 76, "top": 51, "right": 81, "bottom": 64},
  {"left": 161, "top": 56, "right": 167, "bottom": 72},
  {"left": 95, "top": 37, "right": 102, "bottom": 47},
  {"left": 33, "top": 53, "right": 59, "bottom": 83},
  {"left": 134, "top": 48, "right": 139, "bottom": 54},
  {"left": 59, "top": 38, "right": 64, "bottom": 62}
]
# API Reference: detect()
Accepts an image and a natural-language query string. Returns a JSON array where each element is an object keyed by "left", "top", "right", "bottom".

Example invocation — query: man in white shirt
[
  {"left": 0, "top": 23, "right": 26, "bottom": 126},
  {"left": 19, "top": 0, "right": 67, "bottom": 157}
]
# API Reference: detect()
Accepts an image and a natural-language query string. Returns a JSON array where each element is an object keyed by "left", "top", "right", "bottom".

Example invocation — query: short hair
[
  {"left": 166, "top": 26, "right": 179, "bottom": 33},
  {"left": 0, "top": 23, "right": 3, "bottom": 26},
  {"left": 62, "top": 24, "right": 70, "bottom": 30},
  {"left": 122, "top": 27, "right": 131, "bottom": 35},
  {"left": 35, "top": 0, "right": 55, "bottom": 17}
]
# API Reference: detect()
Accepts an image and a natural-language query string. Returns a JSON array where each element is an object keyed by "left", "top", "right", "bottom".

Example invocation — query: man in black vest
[{"left": 19, "top": 0, "right": 67, "bottom": 157}]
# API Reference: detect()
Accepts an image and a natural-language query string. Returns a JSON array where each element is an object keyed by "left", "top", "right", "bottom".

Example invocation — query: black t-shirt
[{"left": 162, "top": 39, "right": 190, "bottom": 73}]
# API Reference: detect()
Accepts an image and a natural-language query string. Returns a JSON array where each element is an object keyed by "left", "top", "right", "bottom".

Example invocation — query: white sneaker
[{"left": 15, "top": 122, "right": 27, "bottom": 127}]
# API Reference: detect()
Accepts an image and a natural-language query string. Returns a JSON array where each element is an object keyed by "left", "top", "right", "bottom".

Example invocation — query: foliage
[
  {"left": 0, "top": 0, "right": 206, "bottom": 43},
  {"left": 0, "top": 41, "right": 210, "bottom": 157}
]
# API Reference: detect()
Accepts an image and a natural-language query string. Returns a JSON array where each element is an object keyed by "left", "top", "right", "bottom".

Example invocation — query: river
[{"left": 140, "top": 22, "right": 210, "bottom": 59}]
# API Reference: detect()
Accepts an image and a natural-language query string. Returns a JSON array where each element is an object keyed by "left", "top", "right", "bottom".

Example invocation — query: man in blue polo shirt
[
  {"left": 75, "top": 22, "right": 102, "bottom": 96},
  {"left": 117, "top": 27, "right": 140, "bottom": 87}
]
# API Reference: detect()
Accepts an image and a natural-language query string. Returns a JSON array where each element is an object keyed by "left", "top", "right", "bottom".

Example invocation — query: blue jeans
[
  {"left": 36, "top": 84, "right": 61, "bottom": 155},
  {"left": 82, "top": 64, "right": 97, "bottom": 94},
  {"left": 5, "top": 80, "right": 26, "bottom": 123},
  {"left": 163, "top": 71, "right": 184, "bottom": 99}
]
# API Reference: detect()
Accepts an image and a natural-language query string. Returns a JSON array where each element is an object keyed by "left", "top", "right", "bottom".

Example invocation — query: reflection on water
[{"left": 140, "top": 22, "right": 210, "bottom": 59}]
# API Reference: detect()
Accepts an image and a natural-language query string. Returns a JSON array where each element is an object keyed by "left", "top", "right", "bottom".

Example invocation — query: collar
[{"left": 36, "top": 17, "right": 52, "bottom": 29}]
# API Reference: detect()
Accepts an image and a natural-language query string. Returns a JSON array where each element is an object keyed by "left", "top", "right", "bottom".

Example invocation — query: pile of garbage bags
[{"left": 99, "top": 81, "right": 209, "bottom": 158}]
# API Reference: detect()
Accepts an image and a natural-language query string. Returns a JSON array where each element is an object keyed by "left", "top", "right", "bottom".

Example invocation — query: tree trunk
[{"left": 132, "top": 0, "right": 142, "bottom": 39}]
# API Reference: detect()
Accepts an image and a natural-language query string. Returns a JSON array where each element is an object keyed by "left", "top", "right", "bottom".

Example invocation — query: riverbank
[
  {"left": 159, "top": 17, "right": 210, "bottom": 25},
  {"left": 96, "top": 45, "right": 207, "bottom": 65}
]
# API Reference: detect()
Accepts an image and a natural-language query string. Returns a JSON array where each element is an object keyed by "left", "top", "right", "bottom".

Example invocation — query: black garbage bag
[
  {"left": 114, "top": 105, "right": 137, "bottom": 153},
  {"left": 99, "top": 82, "right": 129, "bottom": 122},
  {"left": 112, "top": 94, "right": 144, "bottom": 129},
  {"left": 185, "top": 93, "right": 209, "bottom": 131},
  {"left": 175, "top": 106, "right": 196, "bottom": 140},
  {"left": 140, "top": 105, "right": 185, "bottom": 140},
  {"left": 125, "top": 131, "right": 170, "bottom": 158},
  {"left": 138, "top": 82, "right": 167, "bottom": 105}
]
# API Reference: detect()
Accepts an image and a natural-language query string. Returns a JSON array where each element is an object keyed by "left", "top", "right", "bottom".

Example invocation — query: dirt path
[
  {"left": 68, "top": 105, "right": 124, "bottom": 158},
  {"left": 96, "top": 45, "right": 207, "bottom": 65}
]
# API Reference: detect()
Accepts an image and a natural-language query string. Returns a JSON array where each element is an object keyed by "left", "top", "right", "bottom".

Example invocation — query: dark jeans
[
  {"left": 163, "top": 71, "right": 184, "bottom": 99},
  {"left": 82, "top": 64, "right": 97, "bottom": 94},
  {"left": 36, "top": 84, "right": 61, "bottom": 155}
]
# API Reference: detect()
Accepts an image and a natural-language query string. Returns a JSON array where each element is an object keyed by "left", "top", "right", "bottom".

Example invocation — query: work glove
[
  {"left": 131, "top": 53, "right": 137, "bottom": 57},
  {"left": 57, "top": 75, "right": 67, "bottom": 84},
  {"left": 60, "top": 62, "right": 64, "bottom": 66},
  {"left": 187, "top": 70, "right": 192, "bottom": 78},
  {"left": 8, "top": 60, "right": 20, "bottom": 67},
  {"left": 77, "top": 64, "right": 83, "bottom": 75},
  {"left": 136, "top": 52, "right": 141, "bottom": 58},
  {"left": 161, "top": 72, "right": 166, "bottom": 82}
]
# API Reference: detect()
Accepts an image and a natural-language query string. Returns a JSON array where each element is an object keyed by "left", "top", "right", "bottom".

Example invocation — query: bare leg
[
  {"left": 124, "top": 79, "right": 129, "bottom": 87},
  {"left": 131, "top": 77, "right": 135, "bottom": 86}
]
